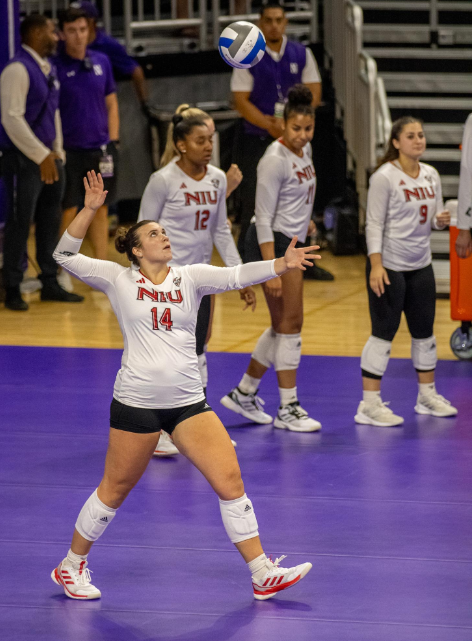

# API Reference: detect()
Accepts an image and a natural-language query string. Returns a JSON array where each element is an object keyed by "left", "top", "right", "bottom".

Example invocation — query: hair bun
[
  {"left": 172, "top": 114, "right": 184, "bottom": 127},
  {"left": 114, "top": 227, "right": 129, "bottom": 254},
  {"left": 287, "top": 84, "right": 313, "bottom": 108}
]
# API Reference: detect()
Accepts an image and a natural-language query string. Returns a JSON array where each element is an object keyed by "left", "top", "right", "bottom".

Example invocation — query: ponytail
[
  {"left": 377, "top": 116, "right": 423, "bottom": 169},
  {"left": 160, "top": 103, "right": 212, "bottom": 167}
]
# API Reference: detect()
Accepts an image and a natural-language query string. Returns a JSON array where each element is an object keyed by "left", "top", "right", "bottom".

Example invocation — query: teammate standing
[
  {"left": 456, "top": 113, "right": 472, "bottom": 258},
  {"left": 355, "top": 116, "right": 458, "bottom": 427},
  {"left": 222, "top": 86, "right": 322, "bottom": 432},
  {"left": 51, "top": 170, "right": 316, "bottom": 601},
  {"left": 138, "top": 113, "right": 254, "bottom": 394}
]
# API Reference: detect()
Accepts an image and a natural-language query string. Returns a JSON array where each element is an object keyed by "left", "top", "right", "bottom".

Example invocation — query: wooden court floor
[{"left": 0, "top": 235, "right": 459, "bottom": 360}]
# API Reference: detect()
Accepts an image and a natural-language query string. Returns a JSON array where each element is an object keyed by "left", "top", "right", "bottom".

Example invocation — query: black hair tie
[{"left": 172, "top": 114, "right": 184, "bottom": 126}]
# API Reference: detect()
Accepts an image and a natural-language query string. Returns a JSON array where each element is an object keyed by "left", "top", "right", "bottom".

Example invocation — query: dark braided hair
[{"left": 115, "top": 220, "right": 154, "bottom": 266}]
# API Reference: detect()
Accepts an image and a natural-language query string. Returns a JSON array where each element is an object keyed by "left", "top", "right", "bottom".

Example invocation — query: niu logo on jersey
[
  {"left": 184, "top": 191, "right": 217, "bottom": 206},
  {"left": 296, "top": 165, "right": 315, "bottom": 184},
  {"left": 137, "top": 287, "right": 183, "bottom": 304},
  {"left": 403, "top": 186, "right": 435, "bottom": 202}
]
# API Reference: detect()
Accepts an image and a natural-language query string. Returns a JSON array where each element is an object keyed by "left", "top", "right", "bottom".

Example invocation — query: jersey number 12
[
  {"left": 151, "top": 307, "right": 173, "bottom": 331},
  {"left": 195, "top": 209, "right": 210, "bottom": 230}
]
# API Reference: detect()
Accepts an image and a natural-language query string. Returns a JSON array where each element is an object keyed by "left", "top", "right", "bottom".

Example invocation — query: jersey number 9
[{"left": 419, "top": 204, "right": 428, "bottom": 225}]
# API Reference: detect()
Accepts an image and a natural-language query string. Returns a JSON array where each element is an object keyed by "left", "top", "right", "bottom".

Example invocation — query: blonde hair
[{"left": 160, "top": 103, "right": 212, "bottom": 167}]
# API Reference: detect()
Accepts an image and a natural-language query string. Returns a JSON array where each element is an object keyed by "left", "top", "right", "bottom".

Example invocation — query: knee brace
[
  {"left": 197, "top": 352, "right": 208, "bottom": 388},
  {"left": 75, "top": 489, "right": 117, "bottom": 542},
  {"left": 251, "top": 328, "right": 276, "bottom": 368},
  {"left": 361, "top": 336, "right": 392, "bottom": 377},
  {"left": 411, "top": 336, "right": 437, "bottom": 371},
  {"left": 219, "top": 493, "right": 259, "bottom": 544},
  {"left": 274, "top": 333, "right": 302, "bottom": 371}
]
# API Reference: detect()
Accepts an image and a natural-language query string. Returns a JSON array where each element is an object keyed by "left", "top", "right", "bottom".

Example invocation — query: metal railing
[{"left": 325, "top": 0, "right": 392, "bottom": 228}]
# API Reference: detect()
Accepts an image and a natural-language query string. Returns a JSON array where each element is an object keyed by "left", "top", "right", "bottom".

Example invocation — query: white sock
[
  {"left": 247, "top": 553, "right": 268, "bottom": 582},
  {"left": 419, "top": 382, "right": 436, "bottom": 397},
  {"left": 238, "top": 373, "right": 261, "bottom": 395},
  {"left": 279, "top": 386, "right": 297, "bottom": 407},
  {"left": 66, "top": 549, "right": 88, "bottom": 569},
  {"left": 363, "top": 390, "right": 381, "bottom": 403}
]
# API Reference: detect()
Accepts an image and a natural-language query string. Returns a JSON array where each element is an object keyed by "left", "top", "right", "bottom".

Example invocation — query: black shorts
[
  {"left": 110, "top": 398, "right": 213, "bottom": 435},
  {"left": 366, "top": 261, "right": 436, "bottom": 342},
  {"left": 244, "top": 223, "right": 304, "bottom": 264},
  {"left": 63, "top": 143, "right": 119, "bottom": 209}
]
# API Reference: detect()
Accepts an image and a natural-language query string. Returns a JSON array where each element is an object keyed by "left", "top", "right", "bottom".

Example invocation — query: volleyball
[{"left": 218, "top": 21, "right": 266, "bottom": 69}]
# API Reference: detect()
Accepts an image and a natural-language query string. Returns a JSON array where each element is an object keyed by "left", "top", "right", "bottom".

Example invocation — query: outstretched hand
[
  {"left": 283, "top": 237, "right": 321, "bottom": 271},
  {"left": 83, "top": 170, "right": 108, "bottom": 212}
]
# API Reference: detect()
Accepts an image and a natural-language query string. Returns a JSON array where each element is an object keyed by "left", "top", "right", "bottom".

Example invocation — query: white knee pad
[
  {"left": 411, "top": 336, "right": 437, "bottom": 371},
  {"left": 361, "top": 336, "right": 392, "bottom": 377},
  {"left": 219, "top": 494, "right": 259, "bottom": 544},
  {"left": 197, "top": 352, "right": 208, "bottom": 388},
  {"left": 251, "top": 328, "right": 276, "bottom": 368},
  {"left": 274, "top": 333, "right": 302, "bottom": 371},
  {"left": 75, "top": 489, "right": 117, "bottom": 542}
]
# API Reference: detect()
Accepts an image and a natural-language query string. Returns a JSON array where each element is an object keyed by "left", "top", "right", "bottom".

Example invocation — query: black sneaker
[
  {"left": 5, "top": 286, "right": 29, "bottom": 311},
  {"left": 41, "top": 282, "right": 84, "bottom": 303},
  {"left": 304, "top": 264, "right": 334, "bottom": 281}
]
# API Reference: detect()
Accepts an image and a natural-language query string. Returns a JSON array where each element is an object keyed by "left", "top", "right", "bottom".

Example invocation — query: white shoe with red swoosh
[
  {"left": 252, "top": 555, "right": 312, "bottom": 600},
  {"left": 51, "top": 559, "right": 101, "bottom": 600}
]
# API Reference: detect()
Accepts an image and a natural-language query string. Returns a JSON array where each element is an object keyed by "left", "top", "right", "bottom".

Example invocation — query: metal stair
[{"left": 357, "top": 1, "right": 472, "bottom": 290}]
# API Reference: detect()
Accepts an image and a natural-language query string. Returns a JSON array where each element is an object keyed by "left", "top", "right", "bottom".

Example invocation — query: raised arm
[
  {"left": 188, "top": 237, "right": 320, "bottom": 297},
  {"left": 54, "top": 171, "right": 125, "bottom": 291}
]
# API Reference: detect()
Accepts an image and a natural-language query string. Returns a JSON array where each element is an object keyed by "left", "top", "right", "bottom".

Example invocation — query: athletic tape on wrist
[
  {"left": 75, "top": 489, "right": 117, "bottom": 542},
  {"left": 219, "top": 493, "right": 259, "bottom": 544}
]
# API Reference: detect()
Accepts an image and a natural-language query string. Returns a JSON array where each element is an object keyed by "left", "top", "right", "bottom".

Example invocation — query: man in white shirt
[
  {"left": 230, "top": 1, "right": 321, "bottom": 257},
  {"left": 0, "top": 13, "right": 83, "bottom": 310}
]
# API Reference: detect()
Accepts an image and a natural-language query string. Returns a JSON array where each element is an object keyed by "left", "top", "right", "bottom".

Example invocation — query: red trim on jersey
[
  {"left": 277, "top": 138, "right": 304, "bottom": 158},
  {"left": 390, "top": 160, "right": 421, "bottom": 181},
  {"left": 139, "top": 267, "right": 171, "bottom": 286}
]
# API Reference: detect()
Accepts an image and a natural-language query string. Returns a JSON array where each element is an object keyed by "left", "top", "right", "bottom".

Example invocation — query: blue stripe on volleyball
[
  {"left": 239, "top": 32, "right": 266, "bottom": 65},
  {"left": 219, "top": 37, "right": 234, "bottom": 48}
]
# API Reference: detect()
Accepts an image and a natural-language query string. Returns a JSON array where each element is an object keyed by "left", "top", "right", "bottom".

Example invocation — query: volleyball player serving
[
  {"left": 222, "top": 85, "right": 322, "bottom": 432},
  {"left": 51, "top": 170, "right": 317, "bottom": 601},
  {"left": 355, "top": 117, "right": 458, "bottom": 427},
  {"left": 139, "top": 111, "right": 246, "bottom": 455}
]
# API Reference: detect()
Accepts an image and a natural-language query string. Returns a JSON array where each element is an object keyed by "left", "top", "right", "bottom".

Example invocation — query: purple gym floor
[{"left": 0, "top": 345, "right": 471, "bottom": 641}]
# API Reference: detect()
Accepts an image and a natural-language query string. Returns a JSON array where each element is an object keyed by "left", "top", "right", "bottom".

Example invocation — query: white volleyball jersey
[
  {"left": 138, "top": 162, "right": 241, "bottom": 267},
  {"left": 54, "top": 231, "right": 276, "bottom": 409},
  {"left": 366, "top": 161, "right": 445, "bottom": 271},
  {"left": 255, "top": 139, "right": 316, "bottom": 245},
  {"left": 458, "top": 113, "right": 472, "bottom": 231}
]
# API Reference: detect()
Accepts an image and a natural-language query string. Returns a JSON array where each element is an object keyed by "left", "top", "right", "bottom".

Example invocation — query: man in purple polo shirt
[
  {"left": 0, "top": 13, "right": 84, "bottom": 310},
  {"left": 231, "top": 1, "right": 321, "bottom": 258},
  {"left": 55, "top": 7, "right": 119, "bottom": 263},
  {"left": 70, "top": 1, "right": 149, "bottom": 113}
]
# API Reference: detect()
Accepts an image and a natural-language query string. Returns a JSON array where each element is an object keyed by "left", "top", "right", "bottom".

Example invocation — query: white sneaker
[
  {"left": 273, "top": 403, "right": 321, "bottom": 432},
  {"left": 51, "top": 559, "right": 101, "bottom": 600},
  {"left": 220, "top": 387, "right": 273, "bottom": 424},
  {"left": 415, "top": 393, "right": 458, "bottom": 417},
  {"left": 252, "top": 555, "right": 312, "bottom": 601},
  {"left": 57, "top": 269, "right": 74, "bottom": 293},
  {"left": 231, "top": 439, "right": 237, "bottom": 447},
  {"left": 20, "top": 277, "right": 42, "bottom": 294},
  {"left": 154, "top": 430, "right": 180, "bottom": 457},
  {"left": 355, "top": 398, "right": 404, "bottom": 427}
]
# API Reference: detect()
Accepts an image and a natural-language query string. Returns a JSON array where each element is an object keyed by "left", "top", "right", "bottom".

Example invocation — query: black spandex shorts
[
  {"left": 110, "top": 398, "right": 213, "bottom": 435},
  {"left": 366, "top": 261, "right": 436, "bottom": 342},
  {"left": 244, "top": 223, "right": 304, "bottom": 264},
  {"left": 63, "top": 143, "right": 119, "bottom": 209}
]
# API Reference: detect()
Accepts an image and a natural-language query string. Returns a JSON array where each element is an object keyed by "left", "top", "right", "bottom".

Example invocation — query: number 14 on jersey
[{"left": 151, "top": 307, "right": 173, "bottom": 331}]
